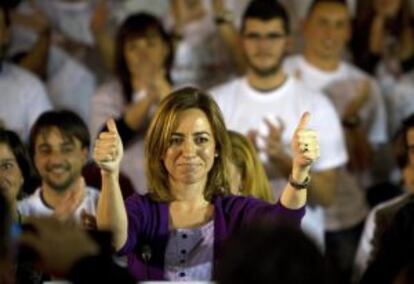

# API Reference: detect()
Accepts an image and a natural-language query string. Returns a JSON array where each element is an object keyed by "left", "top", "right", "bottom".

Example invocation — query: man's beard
[
  {"left": 246, "top": 54, "right": 284, "bottom": 77},
  {"left": 44, "top": 175, "right": 76, "bottom": 193},
  {"left": 42, "top": 164, "right": 78, "bottom": 193}
]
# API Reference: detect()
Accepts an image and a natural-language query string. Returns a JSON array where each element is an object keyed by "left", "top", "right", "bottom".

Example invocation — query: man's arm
[{"left": 308, "top": 169, "right": 337, "bottom": 208}]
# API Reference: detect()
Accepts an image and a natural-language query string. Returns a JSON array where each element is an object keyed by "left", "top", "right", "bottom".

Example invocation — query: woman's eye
[
  {"left": 170, "top": 137, "right": 182, "bottom": 145},
  {"left": 0, "top": 163, "right": 13, "bottom": 171},
  {"left": 195, "top": 137, "right": 208, "bottom": 144}
]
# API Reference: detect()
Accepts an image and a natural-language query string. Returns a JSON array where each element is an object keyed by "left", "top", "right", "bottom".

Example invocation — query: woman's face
[
  {"left": 123, "top": 30, "right": 168, "bottom": 80},
  {"left": 163, "top": 108, "right": 216, "bottom": 186},
  {"left": 374, "top": 0, "right": 402, "bottom": 17},
  {"left": 0, "top": 143, "right": 23, "bottom": 202}
]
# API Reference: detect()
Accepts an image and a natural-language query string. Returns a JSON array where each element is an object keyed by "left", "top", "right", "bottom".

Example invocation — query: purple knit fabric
[{"left": 117, "top": 193, "right": 305, "bottom": 281}]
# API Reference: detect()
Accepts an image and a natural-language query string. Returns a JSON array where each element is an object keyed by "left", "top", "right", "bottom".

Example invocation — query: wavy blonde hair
[
  {"left": 145, "top": 87, "right": 232, "bottom": 202},
  {"left": 229, "top": 130, "right": 273, "bottom": 202}
]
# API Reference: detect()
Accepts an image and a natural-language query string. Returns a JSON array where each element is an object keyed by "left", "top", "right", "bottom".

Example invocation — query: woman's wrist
[{"left": 291, "top": 165, "right": 310, "bottom": 183}]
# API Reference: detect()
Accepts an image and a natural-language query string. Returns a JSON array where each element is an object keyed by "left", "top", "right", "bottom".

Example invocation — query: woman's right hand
[{"left": 93, "top": 118, "right": 123, "bottom": 174}]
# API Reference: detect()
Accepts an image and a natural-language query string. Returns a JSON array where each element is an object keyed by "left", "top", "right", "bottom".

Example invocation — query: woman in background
[{"left": 228, "top": 130, "right": 273, "bottom": 202}]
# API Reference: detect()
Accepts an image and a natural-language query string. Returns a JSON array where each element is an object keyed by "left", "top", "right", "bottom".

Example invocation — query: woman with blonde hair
[
  {"left": 93, "top": 87, "right": 320, "bottom": 281},
  {"left": 228, "top": 130, "right": 273, "bottom": 202}
]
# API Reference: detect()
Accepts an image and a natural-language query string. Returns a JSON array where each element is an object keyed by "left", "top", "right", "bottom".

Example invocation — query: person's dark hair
[
  {"left": 393, "top": 114, "right": 414, "bottom": 169},
  {"left": 28, "top": 110, "right": 90, "bottom": 159},
  {"left": 306, "top": 0, "right": 348, "bottom": 17},
  {"left": 215, "top": 225, "right": 329, "bottom": 284},
  {"left": 115, "top": 12, "right": 173, "bottom": 103},
  {"left": 145, "top": 87, "right": 231, "bottom": 202},
  {"left": 0, "top": 130, "right": 35, "bottom": 197},
  {"left": 241, "top": 0, "right": 290, "bottom": 34}
]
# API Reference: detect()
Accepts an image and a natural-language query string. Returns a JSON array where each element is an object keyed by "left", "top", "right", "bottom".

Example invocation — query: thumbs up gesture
[
  {"left": 292, "top": 112, "right": 320, "bottom": 170},
  {"left": 93, "top": 119, "right": 124, "bottom": 173}
]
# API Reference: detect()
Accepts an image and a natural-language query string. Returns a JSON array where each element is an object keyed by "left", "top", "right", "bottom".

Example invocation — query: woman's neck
[{"left": 169, "top": 179, "right": 209, "bottom": 208}]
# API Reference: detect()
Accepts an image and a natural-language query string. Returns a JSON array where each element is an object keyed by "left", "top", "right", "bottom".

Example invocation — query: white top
[
  {"left": 284, "top": 55, "right": 387, "bottom": 145},
  {"left": 17, "top": 186, "right": 100, "bottom": 221},
  {"left": 90, "top": 80, "right": 147, "bottom": 194},
  {"left": 0, "top": 63, "right": 52, "bottom": 141},
  {"left": 352, "top": 193, "right": 410, "bottom": 283},
  {"left": 210, "top": 76, "right": 348, "bottom": 247}
]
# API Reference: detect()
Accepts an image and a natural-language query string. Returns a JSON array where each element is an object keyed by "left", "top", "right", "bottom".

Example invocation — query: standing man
[
  {"left": 210, "top": 0, "right": 347, "bottom": 249},
  {"left": 18, "top": 110, "right": 99, "bottom": 227},
  {"left": 283, "top": 0, "right": 387, "bottom": 281}
]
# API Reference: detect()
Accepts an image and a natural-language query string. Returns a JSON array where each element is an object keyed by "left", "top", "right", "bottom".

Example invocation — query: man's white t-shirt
[
  {"left": 284, "top": 55, "right": 387, "bottom": 145},
  {"left": 18, "top": 186, "right": 100, "bottom": 222},
  {"left": 210, "top": 76, "right": 348, "bottom": 247}
]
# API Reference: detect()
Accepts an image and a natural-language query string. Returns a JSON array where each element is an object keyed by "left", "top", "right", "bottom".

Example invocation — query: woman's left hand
[{"left": 291, "top": 112, "right": 320, "bottom": 172}]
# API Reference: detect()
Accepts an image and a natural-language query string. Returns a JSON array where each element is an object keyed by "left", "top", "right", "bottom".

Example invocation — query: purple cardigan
[{"left": 117, "top": 193, "right": 305, "bottom": 280}]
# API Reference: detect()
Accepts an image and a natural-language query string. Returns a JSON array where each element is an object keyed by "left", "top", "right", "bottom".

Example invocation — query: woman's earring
[{"left": 214, "top": 152, "right": 219, "bottom": 158}]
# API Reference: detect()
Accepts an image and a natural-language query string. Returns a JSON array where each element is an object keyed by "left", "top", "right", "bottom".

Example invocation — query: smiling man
[
  {"left": 283, "top": 1, "right": 388, "bottom": 282},
  {"left": 18, "top": 110, "right": 99, "bottom": 226}
]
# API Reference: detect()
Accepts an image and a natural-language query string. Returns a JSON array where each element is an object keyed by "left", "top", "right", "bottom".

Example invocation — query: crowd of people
[{"left": 1, "top": 0, "right": 414, "bottom": 283}]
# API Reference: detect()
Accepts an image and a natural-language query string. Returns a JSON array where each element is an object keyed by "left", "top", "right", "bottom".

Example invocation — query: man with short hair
[
  {"left": 210, "top": 0, "right": 348, "bottom": 249},
  {"left": 0, "top": 4, "right": 52, "bottom": 142},
  {"left": 18, "top": 110, "right": 99, "bottom": 226},
  {"left": 283, "top": 0, "right": 387, "bottom": 281}
]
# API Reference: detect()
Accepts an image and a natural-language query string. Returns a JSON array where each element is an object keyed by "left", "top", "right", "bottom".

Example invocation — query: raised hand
[
  {"left": 264, "top": 117, "right": 285, "bottom": 160},
  {"left": 291, "top": 112, "right": 320, "bottom": 170},
  {"left": 93, "top": 118, "right": 123, "bottom": 173}
]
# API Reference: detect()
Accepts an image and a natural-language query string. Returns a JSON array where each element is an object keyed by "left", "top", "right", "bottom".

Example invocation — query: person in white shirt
[
  {"left": 283, "top": 1, "right": 387, "bottom": 282},
  {"left": 18, "top": 110, "right": 99, "bottom": 227},
  {"left": 210, "top": 0, "right": 348, "bottom": 250},
  {"left": 90, "top": 13, "right": 173, "bottom": 194},
  {"left": 0, "top": 4, "right": 52, "bottom": 142}
]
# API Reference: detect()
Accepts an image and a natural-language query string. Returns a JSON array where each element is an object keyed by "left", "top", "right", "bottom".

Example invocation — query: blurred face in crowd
[
  {"left": 303, "top": 2, "right": 350, "bottom": 62},
  {"left": 124, "top": 29, "right": 169, "bottom": 80},
  {"left": 34, "top": 127, "right": 87, "bottom": 192},
  {"left": 163, "top": 108, "right": 216, "bottom": 186},
  {"left": 242, "top": 18, "right": 288, "bottom": 77},
  {"left": 374, "top": 0, "right": 402, "bottom": 17},
  {"left": 0, "top": 143, "right": 23, "bottom": 202}
]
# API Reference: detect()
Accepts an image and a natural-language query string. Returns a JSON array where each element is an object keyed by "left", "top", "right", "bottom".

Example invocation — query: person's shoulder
[
  {"left": 289, "top": 76, "right": 328, "bottom": 100},
  {"left": 215, "top": 194, "right": 268, "bottom": 210},
  {"left": 208, "top": 77, "right": 243, "bottom": 98},
  {"left": 17, "top": 188, "right": 43, "bottom": 214},
  {"left": 95, "top": 79, "right": 122, "bottom": 96},
  {"left": 374, "top": 194, "right": 412, "bottom": 217},
  {"left": 3, "top": 63, "right": 46, "bottom": 90},
  {"left": 341, "top": 60, "right": 375, "bottom": 81},
  {"left": 283, "top": 54, "right": 302, "bottom": 68}
]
